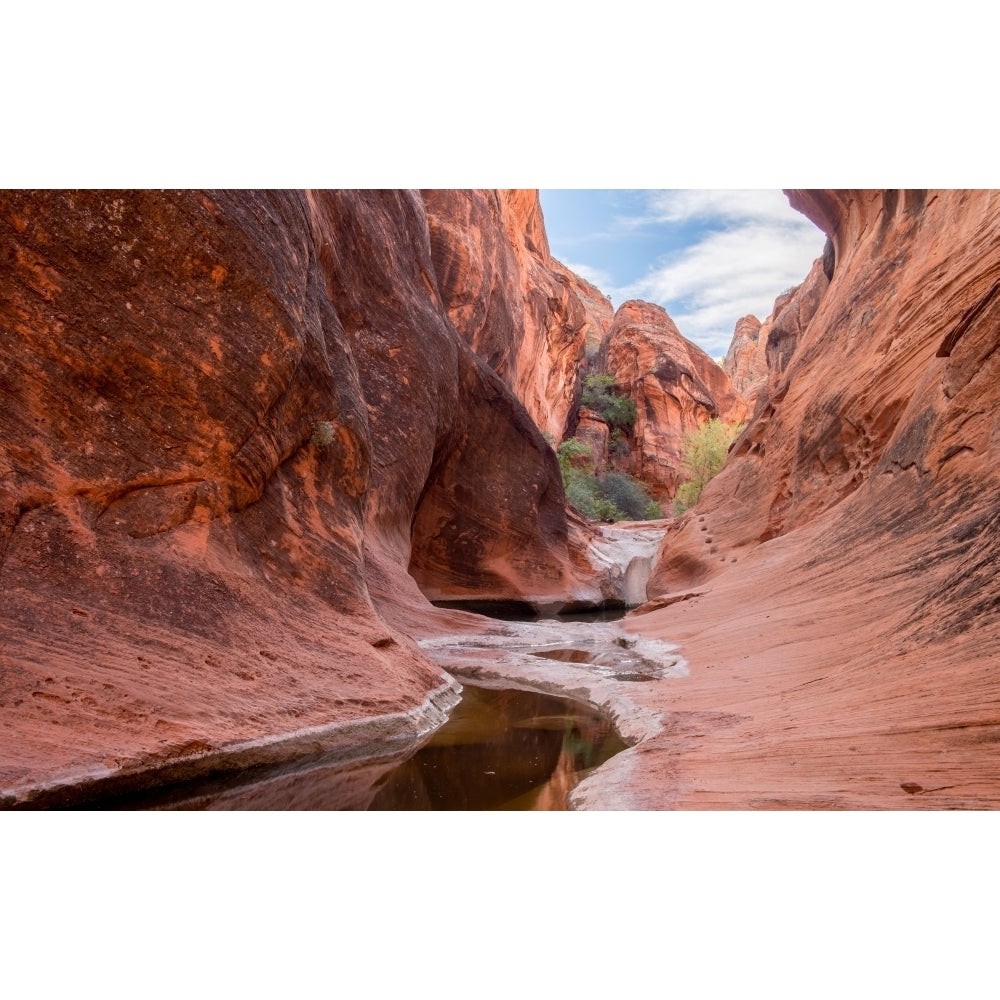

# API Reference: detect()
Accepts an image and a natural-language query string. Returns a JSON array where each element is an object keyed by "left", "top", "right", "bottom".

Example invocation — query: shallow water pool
[{"left": 368, "top": 684, "right": 627, "bottom": 810}]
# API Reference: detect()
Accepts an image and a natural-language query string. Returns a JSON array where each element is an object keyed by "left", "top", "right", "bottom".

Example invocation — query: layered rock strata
[
  {"left": 601, "top": 300, "right": 747, "bottom": 496},
  {"left": 620, "top": 188, "right": 1000, "bottom": 808},
  {"left": 0, "top": 189, "right": 605, "bottom": 805},
  {"left": 760, "top": 254, "right": 830, "bottom": 390},
  {"left": 572, "top": 408, "right": 610, "bottom": 475}
]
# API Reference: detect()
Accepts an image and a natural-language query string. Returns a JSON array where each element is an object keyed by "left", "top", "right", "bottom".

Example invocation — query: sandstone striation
[
  {"left": 722, "top": 314, "right": 766, "bottom": 407},
  {"left": 724, "top": 249, "right": 832, "bottom": 414},
  {"left": 617, "top": 189, "right": 1000, "bottom": 808},
  {"left": 601, "top": 300, "right": 747, "bottom": 496},
  {"left": 572, "top": 408, "right": 610, "bottom": 475},
  {"left": 761, "top": 254, "right": 830, "bottom": 389},
  {"left": 550, "top": 258, "right": 615, "bottom": 359},
  {"left": 421, "top": 189, "right": 591, "bottom": 441},
  {"left": 0, "top": 189, "right": 605, "bottom": 806},
  {"left": 8, "top": 187, "right": 999, "bottom": 812}
]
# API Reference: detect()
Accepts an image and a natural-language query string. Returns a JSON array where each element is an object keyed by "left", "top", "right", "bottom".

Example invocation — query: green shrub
[
  {"left": 608, "top": 429, "right": 630, "bottom": 460},
  {"left": 580, "top": 374, "right": 636, "bottom": 433},
  {"left": 673, "top": 418, "right": 744, "bottom": 513},
  {"left": 556, "top": 438, "right": 593, "bottom": 478},
  {"left": 559, "top": 452, "right": 660, "bottom": 523},
  {"left": 598, "top": 472, "right": 657, "bottom": 521},
  {"left": 311, "top": 420, "right": 335, "bottom": 448},
  {"left": 593, "top": 496, "right": 626, "bottom": 522},
  {"left": 565, "top": 477, "right": 601, "bottom": 520}
]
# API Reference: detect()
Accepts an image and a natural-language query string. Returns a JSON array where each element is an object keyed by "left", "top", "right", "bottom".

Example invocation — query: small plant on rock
[
  {"left": 311, "top": 420, "right": 335, "bottom": 448},
  {"left": 580, "top": 374, "right": 637, "bottom": 434}
]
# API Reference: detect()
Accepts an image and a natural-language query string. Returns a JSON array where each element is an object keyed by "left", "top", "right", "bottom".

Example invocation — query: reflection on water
[
  {"left": 60, "top": 685, "right": 626, "bottom": 811},
  {"left": 368, "top": 685, "right": 627, "bottom": 811}
]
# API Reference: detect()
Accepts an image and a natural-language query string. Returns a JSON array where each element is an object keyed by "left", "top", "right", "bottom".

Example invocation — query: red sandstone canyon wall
[
  {"left": 421, "top": 189, "right": 593, "bottom": 441},
  {"left": 0, "top": 189, "right": 601, "bottom": 803},
  {"left": 626, "top": 189, "right": 1000, "bottom": 808},
  {"left": 550, "top": 258, "right": 615, "bottom": 359},
  {"left": 722, "top": 314, "right": 766, "bottom": 408}
]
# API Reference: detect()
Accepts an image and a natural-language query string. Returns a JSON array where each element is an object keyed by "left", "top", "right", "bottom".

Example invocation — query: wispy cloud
[
  {"left": 646, "top": 189, "right": 810, "bottom": 227},
  {"left": 609, "top": 190, "right": 825, "bottom": 357},
  {"left": 559, "top": 259, "right": 615, "bottom": 291}
]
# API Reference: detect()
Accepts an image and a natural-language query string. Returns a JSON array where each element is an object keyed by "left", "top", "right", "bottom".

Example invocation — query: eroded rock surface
[
  {"left": 0, "top": 189, "right": 603, "bottom": 805},
  {"left": 572, "top": 408, "right": 610, "bottom": 475},
  {"left": 621, "top": 188, "right": 1000, "bottom": 809},
  {"left": 550, "top": 258, "right": 615, "bottom": 358},
  {"left": 602, "top": 300, "right": 747, "bottom": 496},
  {"left": 421, "top": 189, "right": 591, "bottom": 441},
  {"left": 722, "top": 314, "right": 766, "bottom": 407}
]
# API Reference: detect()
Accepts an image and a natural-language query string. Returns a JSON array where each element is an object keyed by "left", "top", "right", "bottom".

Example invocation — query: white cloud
[
  {"left": 646, "top": 189, "right": 808, "bottom": 226},
  {"left": 611, "top": 191, "right": 825, "bottom": 357},
  {"left": 559, "top": 259, "right": 615, "bottom": 292}
]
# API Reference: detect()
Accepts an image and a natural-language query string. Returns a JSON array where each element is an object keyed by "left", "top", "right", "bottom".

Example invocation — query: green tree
[{"left": 673, "top": 418, "right": 744, "bottom": 513}]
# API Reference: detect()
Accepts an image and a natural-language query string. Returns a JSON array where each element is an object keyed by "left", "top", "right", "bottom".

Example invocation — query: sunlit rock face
[
  {"left": 0, "top": 189, "right": 605, "bottom": 803},
  {"left": 760, "top": 255, "right": 830, "bottom": 393},
  {"left": 722, "top": 314, "right": 767, "bottom": 408},
  {"left": 421, "top": 189, "right": 592, "bottom": 442},
  {"left": 550, "top": 258, "right": 615, "bottom": 361},
  {"left": 626, "top": 190, "right": 1000, "bottom": 809},
  {"left": 724, "top": 251, "right": 832, "bottom": 414},
  {"left": 653, "top": 188, "right": 1000, "bottom": 581},
  {"left": 601, "top": 300, "right": 748, "bottom": 497},
  {"left": 571, "top": 408, "right": 609, "bottom": 475}
]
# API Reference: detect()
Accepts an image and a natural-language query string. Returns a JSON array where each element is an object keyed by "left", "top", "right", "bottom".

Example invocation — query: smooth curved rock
[
  {"left": 422, "top": 189, "right": 591, "bottom": 441},
  {"left": 0, "top": 189, "right": 605, "bottom": 804},
  {"left": 629, "top": 188, "right": 1000, "bottom": 809}
]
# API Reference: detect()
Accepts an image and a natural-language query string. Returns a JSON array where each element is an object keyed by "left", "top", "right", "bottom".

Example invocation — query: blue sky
[{"left": 539, "top": 190, "right": 826, "bottom": 359}]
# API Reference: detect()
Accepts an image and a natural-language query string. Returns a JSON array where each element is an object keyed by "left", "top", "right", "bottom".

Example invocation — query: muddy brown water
[{"left": 368, "top": 684, "right": 627, "bottom": 811}]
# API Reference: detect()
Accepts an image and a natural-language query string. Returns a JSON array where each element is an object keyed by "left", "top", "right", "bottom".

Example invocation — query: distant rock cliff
[
  {"left": 600, "top": 300, "right": 747, "bottom": 496},
  {"left": 722, "top": 314, "right": 766, "bottom": 408}
]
